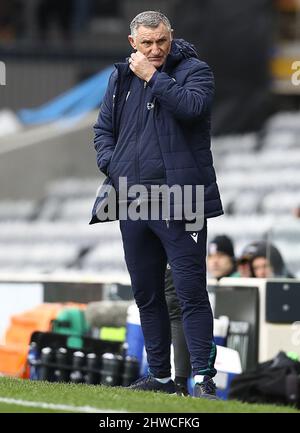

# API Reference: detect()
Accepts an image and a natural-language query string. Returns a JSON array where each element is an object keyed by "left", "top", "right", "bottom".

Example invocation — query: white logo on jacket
[
  {"left": 190, "top": 232, "right": 198, "bottom": 243},
  {"left": 147, "top": 102, "right": 155, "bottom": 110}
]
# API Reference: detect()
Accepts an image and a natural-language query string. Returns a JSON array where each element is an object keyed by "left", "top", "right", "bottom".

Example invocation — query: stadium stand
[
  {"left": 0, "top": 4, "right": 300, "bottom": 402},
  {"left": 0, "top": 111, "right": 300, "bottom": 278}
]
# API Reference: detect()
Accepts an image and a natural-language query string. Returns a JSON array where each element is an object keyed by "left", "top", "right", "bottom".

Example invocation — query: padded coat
[{"left": 90, "top": 39, "right": 223, "bottom": 223}]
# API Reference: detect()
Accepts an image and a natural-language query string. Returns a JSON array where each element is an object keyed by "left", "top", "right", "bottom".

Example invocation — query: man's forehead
[{"left": 136, "top": 24, "right": 171, "bottom": 40}]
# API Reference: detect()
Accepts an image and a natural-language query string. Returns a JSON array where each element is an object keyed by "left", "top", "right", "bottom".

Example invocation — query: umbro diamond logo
[{"left": 190, "top": 232, "right": 198, "bottom": 243}]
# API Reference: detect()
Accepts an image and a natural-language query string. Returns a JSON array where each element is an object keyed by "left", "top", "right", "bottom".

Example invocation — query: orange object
[{"left": 0, "top": 303, "right": 86, "bottom": 378}]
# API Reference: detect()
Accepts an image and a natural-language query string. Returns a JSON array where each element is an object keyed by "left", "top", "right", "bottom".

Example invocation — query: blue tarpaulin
[{"left": 18, "top": 66, "right": 114, "bottom": 125}]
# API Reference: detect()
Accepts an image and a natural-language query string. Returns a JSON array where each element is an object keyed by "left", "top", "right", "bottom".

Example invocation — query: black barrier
[{"left": 27, "top": 331, "right": 140, "bottom": 387}]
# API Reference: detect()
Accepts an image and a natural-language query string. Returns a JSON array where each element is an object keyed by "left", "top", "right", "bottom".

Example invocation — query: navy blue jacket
[{"left": 90, "top": 39, "right": 223, "bottom": 224}]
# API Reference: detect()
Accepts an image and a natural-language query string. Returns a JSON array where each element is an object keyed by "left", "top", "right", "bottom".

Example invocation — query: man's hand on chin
[{"left": 129, "top": 52, "right": 157, "bottom": 82}]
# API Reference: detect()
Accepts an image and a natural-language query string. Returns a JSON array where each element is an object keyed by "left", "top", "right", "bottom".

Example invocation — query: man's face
[
  {"left": 207, "top": 252, "right": 234, "bottom": 279},
  {"left": 252, "top": 257, "right": 274, "bottom": 278},
  {"left": 128, "top": 22, "right": 172, "bottom": 68},
  {"left": 237, "top": 261, "right": 252, "bottom": 278}
]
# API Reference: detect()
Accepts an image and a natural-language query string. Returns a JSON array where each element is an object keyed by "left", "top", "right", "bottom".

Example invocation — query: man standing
[{"left": 91, "top": 11, "right": 223, "bottom": 398}]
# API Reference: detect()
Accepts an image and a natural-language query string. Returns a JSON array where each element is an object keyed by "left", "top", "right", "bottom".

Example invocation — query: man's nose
[{"left": 151, "top": 44, "right": 160, "bottom": 55}]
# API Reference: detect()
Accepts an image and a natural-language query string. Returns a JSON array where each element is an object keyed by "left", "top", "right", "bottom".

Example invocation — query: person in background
[
  {"left": 37, "top": 0, "right": 73, "bottom": 41},
  {"left": 0, "top": 0, "right": 20, "bottom": 41},
  {"left": 164, "top": 265, "right": 191, "bottom": 396},
  {"left": 207, "top": 235, "right": 238, "bottom": 279},
  {"left": 165, "top": 234, "right": 237, "bottom": 396},
  {"left": 248, "top": 241, "right": 293, "bottom": 278},
  {"left": 236, "top": 241, "right": 261, "bottom": 278},
  {"left": 292, "top": 206, "right": 300, "bottom": 219}
]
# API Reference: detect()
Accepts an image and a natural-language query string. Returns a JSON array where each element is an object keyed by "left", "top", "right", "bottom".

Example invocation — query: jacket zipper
[
  {"left": 152, "top": 97, "right": 167, "bottom": 182},
  {"left": 135, "top": 81, "right": 147, "bottom": 185},
  {"left": 152, "top": 96, "right": 169, "bottom": 226}
]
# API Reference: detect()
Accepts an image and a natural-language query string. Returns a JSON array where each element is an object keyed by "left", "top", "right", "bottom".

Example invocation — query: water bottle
[
  {"left": 100, "top": 353, "right": 123, "bottom": 387},
  {"left": 84, "top": 353, "right": 100, "bottom": 385},
  {"left": 122, "top": 356, "right": 140, "bottom": 387},
  {"left": 27, "top": 342, "right": 40, "bottom": 380},
  {"left": 69, "top": 351, "right": 85, "bottom": 384},
  {"left": 54, "top": 347, "right": 70, "bottom": 383},
  {"left": 39, "top": 347, "right": 55, "bottom": 382}
]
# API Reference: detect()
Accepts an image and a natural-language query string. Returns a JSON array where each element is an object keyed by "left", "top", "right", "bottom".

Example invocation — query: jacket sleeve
[
  {"left": 147, "top": 60, "right": 214, "bottom": 120},
  {"left": 93, "top": 70, "right": 117, "bottom": 176}
]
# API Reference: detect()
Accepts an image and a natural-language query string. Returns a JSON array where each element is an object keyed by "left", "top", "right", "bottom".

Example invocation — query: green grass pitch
[{"left": 0, "top": 377, "right": 298, "bottom": 413}]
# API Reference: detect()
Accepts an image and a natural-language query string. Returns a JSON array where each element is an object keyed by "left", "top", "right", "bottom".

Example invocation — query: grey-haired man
[{"left": 91, "top": 11, "right": 223, "bottom": 398}]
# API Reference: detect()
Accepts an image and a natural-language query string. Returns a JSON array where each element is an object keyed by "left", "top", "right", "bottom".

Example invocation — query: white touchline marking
[{"left": 0, "top": 397, "right": 127, "bottom": 413}]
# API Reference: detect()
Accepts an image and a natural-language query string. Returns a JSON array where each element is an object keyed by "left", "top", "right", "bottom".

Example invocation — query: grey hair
[{"left": 130, "top": 11, "right": 172, "bottom": 37}]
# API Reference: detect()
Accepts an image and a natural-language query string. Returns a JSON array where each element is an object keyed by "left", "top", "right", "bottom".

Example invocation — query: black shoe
[
  {"left": 193, "top": 377, "right": 218, "bottom": 400},
  {"left": 174, "top": 377, "right": 189, "bottom": 396},
  {"left": 127, "top": 375, "right": 175, "bottom": 394}
]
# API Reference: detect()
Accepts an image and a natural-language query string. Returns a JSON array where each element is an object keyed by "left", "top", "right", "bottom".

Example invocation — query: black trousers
[
  {"left": 165, "top": 266, "right": 191, "bottom": 378},
  {"left": 120, "top": 217, "right": 217, "bottom": 378}
]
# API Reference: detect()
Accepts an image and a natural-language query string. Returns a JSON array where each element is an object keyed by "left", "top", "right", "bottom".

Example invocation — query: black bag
[{"left": 228, "top": 352, "right": 300, "bottom": 408}]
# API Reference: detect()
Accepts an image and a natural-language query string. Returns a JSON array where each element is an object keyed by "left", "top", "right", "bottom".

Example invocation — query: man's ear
[{"left": 128, "top": 35, "right": 137, "bottom": 50}]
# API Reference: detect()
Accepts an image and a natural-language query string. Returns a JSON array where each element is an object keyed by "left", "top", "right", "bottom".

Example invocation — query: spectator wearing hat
[
  {"left": 207, "top": 235, "right": 237, "bottom": 280},
  {"left": 248, "top": 241, "right": 293, "bottom": 278},
  {"left": 236, "top": 241, "right": 261, "bottom": 278}
]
